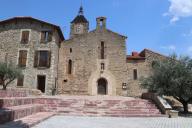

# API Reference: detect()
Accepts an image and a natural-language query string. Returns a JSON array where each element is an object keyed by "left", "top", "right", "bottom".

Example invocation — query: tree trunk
[
  {"left": 182, "top": 102, "right": 189, "bottom": 113},
  {"left": 2, "top": 85, "right": 6, "bottom": 90}
]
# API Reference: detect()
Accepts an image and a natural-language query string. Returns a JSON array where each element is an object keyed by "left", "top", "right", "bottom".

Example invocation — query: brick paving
[{"left": 33, "top": 116, "right": 192, "bottom": 128}]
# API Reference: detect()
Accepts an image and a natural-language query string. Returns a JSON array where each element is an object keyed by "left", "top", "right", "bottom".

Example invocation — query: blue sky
[{"left": 0, "top": 0, "right": 192, "bottom": 57}]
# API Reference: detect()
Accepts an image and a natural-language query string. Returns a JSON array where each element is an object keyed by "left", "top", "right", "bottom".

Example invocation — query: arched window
[
  {"left": 101, "top": 41, "right": 105, "bottom": 59},
  {"left": 68, "top": 59, "right": 72, "bottom": 74}
]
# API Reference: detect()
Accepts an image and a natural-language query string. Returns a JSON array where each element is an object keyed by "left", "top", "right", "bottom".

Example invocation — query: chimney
[{"left": 132, "top": 52, "right": 139, "bottom": 56}]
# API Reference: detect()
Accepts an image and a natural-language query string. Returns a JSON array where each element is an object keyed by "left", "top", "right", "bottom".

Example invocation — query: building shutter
[
  {"left": 40, "top": 32, "right": 45, "bottom": 43},
  {"left": 21, "top": 31, "right": 29, "bottom": 44},
  {"left": 47, "top": 51, "right": 51, "bottom": 67},
  {"left": 48, "top": 31, "right": 53, "bottom": 42},
  {"left": 34, "top": 51, "right": 39, "bottom": 67},
  {"left": 19, "top": 50, "right": 27, "bottom": 67},
  {"left": 17, "top": 75, "right": 24, "bottom": 87}
]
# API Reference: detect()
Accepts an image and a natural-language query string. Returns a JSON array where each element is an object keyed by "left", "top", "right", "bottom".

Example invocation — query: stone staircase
[
  {"left": 35, "top": 96, "right": 164, "bottom": 117},
  {"left": 0, "top": 94, "right": 165, "bottom": 127},
  {"left": 0, "top": 96, "right": 55, "bottom": 127}
]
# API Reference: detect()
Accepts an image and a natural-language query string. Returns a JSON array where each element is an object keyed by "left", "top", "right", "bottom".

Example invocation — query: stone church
[{"left": 0, "top": 6, "right": 166, "bottom": 97}]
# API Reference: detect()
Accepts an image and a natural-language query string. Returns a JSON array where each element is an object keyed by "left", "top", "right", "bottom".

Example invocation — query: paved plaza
[{"left": 33, "top": 115, "right": 192, "bottom": 128}]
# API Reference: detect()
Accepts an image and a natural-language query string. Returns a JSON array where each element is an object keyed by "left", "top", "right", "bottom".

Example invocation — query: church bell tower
[{"left": 70, "top": 6, "right": 89, "bottom": 38}]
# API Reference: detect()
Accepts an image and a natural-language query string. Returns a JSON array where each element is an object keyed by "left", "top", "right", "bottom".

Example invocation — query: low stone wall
[
  {"left": 0, "top": 88, "right": 42, "bottom": 97},
  {"left": 142, "top": 93, "right": 172, "bottom": 114}
]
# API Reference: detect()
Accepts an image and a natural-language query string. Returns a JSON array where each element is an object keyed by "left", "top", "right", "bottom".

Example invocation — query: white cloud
[
  {"left": 160, "top": 45, "right": 176, "bottom": 50},
  {"left": 165, "top": 0, "right": 192, "bottom": 23}
]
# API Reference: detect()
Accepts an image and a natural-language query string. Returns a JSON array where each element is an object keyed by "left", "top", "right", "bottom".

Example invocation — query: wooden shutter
[
  {"left": 21, "top": 31, "right": 29, "bottom": 44},
  {"left": 48, "top": 31, "right": 53, "bottom": 42},
  {"left": 34, "top": 51, "right": 39, "bottom": 67},
  {"left": 17, "top": 75, "right": 24, "bottom": 87},
  {"left": 40, "top": 32, "right": 45, "bottom": 43},
  {"left": 47, "top": 51, "right": 51, "bottom": 67},
  {"left": 19, "top": 50, "right": 27, "bottom": 67}
]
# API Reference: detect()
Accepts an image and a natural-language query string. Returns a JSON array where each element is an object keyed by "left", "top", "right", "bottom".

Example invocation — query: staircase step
[
  {"left": 0, "top": 112, "right": 55, "bottom": 128},
  {"left": 0, "top": 97, "right": 36, "bottom": 108},
  {"left": 0, "top": 89, "right": 27, "bottom": 98},
  {"left": 59, "top": 113, "right": 165, "bottom": 117},
  {"left": 0, "top": 104, "right": 44, "bottom": 124}
]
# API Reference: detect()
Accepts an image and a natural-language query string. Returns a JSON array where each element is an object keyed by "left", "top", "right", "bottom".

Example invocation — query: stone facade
[
  {"left": 126, "top": 49, "right": 167, "bottom": 97},
  {"left": 0, "top": 17, "right": 63, "bottom": 95},
  {"left": 57, "top": 7, "right": 167, "bottom": 97},
  {"left": 58, "top": 22, "right": 128, "bottom": 96},
  {"left": 0, "top": 7, "right": 168, "bottom": 97}
]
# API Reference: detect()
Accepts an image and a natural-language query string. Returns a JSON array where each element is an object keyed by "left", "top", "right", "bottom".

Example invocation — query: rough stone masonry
[{"left": 0, "top": 6, "right": 166, "bottom": 97}]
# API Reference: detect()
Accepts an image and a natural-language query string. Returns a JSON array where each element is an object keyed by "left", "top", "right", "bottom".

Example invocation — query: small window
[
  {"left": 34, "top": 51, "right": 51, "bottom": 68},
  {"left": 21, "top": 31, "right": 29, "bottom": 44},
  {"left": 101, "top": 63, "right": 105, "bottom": 70},
  {"left": 17, "top": 75, "right": 24, "bottom": 87},
  {"left": 18, "top": 50, "right": 27, "bottom": 67},
  {"left": 133, "top": 69, "right": 138, "bottom": 80},
  {"left": 70, "top": 48, "right": 72, "bottom": 53},
  {"left": 68, "top": 59, "right": 72, "bottom": 74},
  {"left": 101, "top": 41, "right": 105, "bottom": 59},
  {"left": 40, "top": 31, "right": 52, "bottom": 43}
]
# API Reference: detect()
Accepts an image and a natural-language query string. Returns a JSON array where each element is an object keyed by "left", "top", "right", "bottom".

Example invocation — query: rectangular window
[
  {"left": 17, "top": 75, "right": 24, "bottom": 87},
  {"left": 21, "top": 31, "right": 29, "bottom": 44},
  {"left": 133, "top": 69, "right": 138, "bottom": 80},
  {"left": 18, "top": 50, "right": 27, "bottom": 67},
  {"left": 34, "top": 51, "right": 51, "bottom": 68},
  {"left": 40, "top": 31, "right": 52, "bottom": 43},
  {"left": 101, "top": 41, "right": 105, "bottom": 59}
]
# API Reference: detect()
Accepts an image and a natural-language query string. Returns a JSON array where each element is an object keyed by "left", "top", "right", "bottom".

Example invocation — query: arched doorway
[{"left": 97, "top": 78, "right": 107, "bottom": 95}]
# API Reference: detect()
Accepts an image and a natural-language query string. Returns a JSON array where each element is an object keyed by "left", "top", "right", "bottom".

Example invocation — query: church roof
[
  {"left": 71, "top": 15, "right": 88, "bottom": 23},
  {"left": 71, "top": 6, "right": 88, "bottom": 24}
]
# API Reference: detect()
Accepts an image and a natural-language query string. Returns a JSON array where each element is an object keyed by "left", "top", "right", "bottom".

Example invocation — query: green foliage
[
  {"left": 141, "top": 55, "right": 192, "bottom": 113},
  {"left": 0, "top": 62, "right": 22, "bottom": 90}
]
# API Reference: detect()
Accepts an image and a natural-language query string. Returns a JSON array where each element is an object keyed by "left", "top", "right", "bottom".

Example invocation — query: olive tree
[
  {"left": 142, "top": 55, "right": 192, "bottom": 113},
  {"left": 0, "top": 62, "right": 22, "bottom": 90}
]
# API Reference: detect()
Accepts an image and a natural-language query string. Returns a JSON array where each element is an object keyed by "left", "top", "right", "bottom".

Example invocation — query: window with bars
[
  {"left": 34, "top": 51, "right": 51, "bottom": 68},
  {"left": 18, "top": 50, "right": 27, "bottom": 67},
  {"left": 17, "top": 75, "right": 24, "bottom": 87},
  {"left": 21, "top": 31, "right": 29, "bottom": 44},
  {"left": 40, "top": 31, "right": 52, "bottom": 43}
]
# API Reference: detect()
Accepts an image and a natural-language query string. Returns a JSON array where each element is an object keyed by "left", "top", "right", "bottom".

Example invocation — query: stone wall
[
  {"left": 0, "top": 19, "right": 61, "bottom": 94},
  {"left": 126, "top": 49, "right": 168, "bottom": 97}
]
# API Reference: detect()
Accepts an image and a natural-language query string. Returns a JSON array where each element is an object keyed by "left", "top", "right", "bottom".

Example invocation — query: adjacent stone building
[
  {"left": 0, "top": 17, "right": 64, "bottom": 94},
  {"left": 0, "top": 7, "right": 167, "bottom": 96}
]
